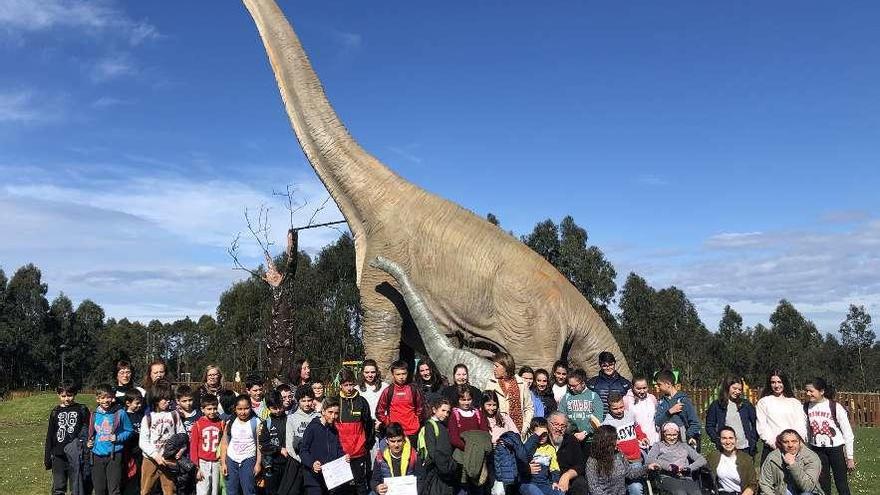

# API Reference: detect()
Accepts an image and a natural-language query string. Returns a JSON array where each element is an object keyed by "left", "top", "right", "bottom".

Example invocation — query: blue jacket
[
  {"left": 655, "top": 391, "right": 701, "bottom": 442},
  {"left": 586, "top": 372, "right": 632, "bottom": 414},
  {"left": 90, "top": 404, "right": 133, "bottom": 456},
  {"left": 493, "top": 431, "right": 528, "bottom": 484},
  {"left": 299, "top": 417, "right": 345, "bottom": 487},
  {"left": 705, "top": 399, "right": 757, "bottom": 456},
  {"left": 531, "top": 391, "right": 545, "bottom": 419}
]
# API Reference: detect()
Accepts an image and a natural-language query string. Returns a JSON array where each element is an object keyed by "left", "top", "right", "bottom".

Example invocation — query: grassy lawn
[{"left": 2, "top": 393, "right": 879, "bottom": 494}]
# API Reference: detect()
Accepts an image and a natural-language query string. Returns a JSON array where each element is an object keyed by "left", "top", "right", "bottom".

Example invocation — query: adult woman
[
  {"left": 586, "top": 425, "right": 654, "bottom": 495},
  {"left": 414, "top": 358, "right": 445, "bottom": 402},
  {"left": 532, "top": 368, "right": 557, "bottom": 417},
  {"left": 441, "top": 363, "right": 482, "bottom": 408},
  {"left": 141, "top": 359, "right": 168, "bottom": 391},
  {"left": 756, "top": 370, "right": 807, "bottom": 464},
  {"left": 288, "top": 358, "right": 311, "bottom": 387},
  {"left": 113, "top": 360, "right": 146, "bottom": 405},
  {"left": 706, "top": 427, "right": 757, "bottom": 495},
  {"left": 193, "top": 364, "right": 227, "bottom": 409},
  {"left": 804, "top": 377, "right": 855, "bottom": 495},
  {"left": 519, "top": 366, "right": 546, "bottom": 419},
  {"left": 706, "top": 375, "right": 757, "bottom": 457},
  {"left": 645, "top": 422, "right": 706, "bottom": 495},
  {"left": 759, "top": 429, "right": 822, "bottom": 495},
  {"left": 486, "top": 352, "right": 534, "bottom": 437}
]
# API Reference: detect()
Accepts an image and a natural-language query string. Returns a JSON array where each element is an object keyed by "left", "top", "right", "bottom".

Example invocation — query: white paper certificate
[
  {"left": 385, "top": 475, "right": 418, "bottom": 495},
  {"left": 321, "top": 456, "right": 353, "bottom": 490}
]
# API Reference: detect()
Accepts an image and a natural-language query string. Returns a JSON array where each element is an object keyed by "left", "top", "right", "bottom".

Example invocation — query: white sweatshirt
[
  {"left": 139, "top": 410, "right": 185, "bottom": 459},
  {"left": 624, "top": 391, "right": 660, "bottom": 445},
  {"left": 806, "top": 399, "right": 855, "bottom": 459},
  {"left": 756, "top": 395, "right": 807, "bottom": 447}
]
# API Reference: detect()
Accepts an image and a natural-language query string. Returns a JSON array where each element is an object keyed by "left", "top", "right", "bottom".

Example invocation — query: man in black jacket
[
  {"left": 586, "top": 352, "right": 632, "bottom": 415},
  {"left": 548, "top": 412, "right": 589, "bottom": 495}
]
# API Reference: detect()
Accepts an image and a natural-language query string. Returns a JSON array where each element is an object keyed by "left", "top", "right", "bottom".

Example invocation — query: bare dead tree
[{"left": 227, "top": 186, "right": 345, "bottom": 382}]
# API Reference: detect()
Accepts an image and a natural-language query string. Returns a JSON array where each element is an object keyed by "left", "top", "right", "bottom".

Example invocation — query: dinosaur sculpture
[{"left": 241, "top": 0, "right": 632, "bottom": 379}]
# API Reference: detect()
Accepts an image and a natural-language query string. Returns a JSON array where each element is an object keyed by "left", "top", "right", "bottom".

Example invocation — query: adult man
[
  {"left": 586, "top": 352, "right": 631, "bottom": 415},
  {"left": 558, "top": 369, "right": 604, "bottom": 443},
  {"left": 547, "top": 412, "right": 589, "bottom": 495}
]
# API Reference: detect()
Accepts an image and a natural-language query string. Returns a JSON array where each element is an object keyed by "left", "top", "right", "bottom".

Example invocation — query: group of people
[{"left": 44, "top": 352, "right": 856, "bottom": 495}]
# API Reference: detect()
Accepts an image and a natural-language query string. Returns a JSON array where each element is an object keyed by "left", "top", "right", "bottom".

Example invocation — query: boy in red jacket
[
  {"left": 376, "top": 360, "right": 425, "bottom": 446},
  {"left": 190, "top": 395, "right": 223, "bottom": 495},
  {"left": 337, "top": 369, "right": 375, "bottom": 495}
]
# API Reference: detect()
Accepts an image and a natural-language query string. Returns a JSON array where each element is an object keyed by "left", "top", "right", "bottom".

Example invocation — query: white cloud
[
  {"left": 0, "top": 161, "right": 348, "bottom": 323},
  {"left": 0, "top": 0, "right": 160, "bottom": 45},
  {"left": 0, "top": 90, "right": 64, "bottom": 123},
  {"left": 90, "top": 53, "right": 136, "bottom": 82},
  {"left": 636, "top": 174, "right": 669, "bottom": 187}
]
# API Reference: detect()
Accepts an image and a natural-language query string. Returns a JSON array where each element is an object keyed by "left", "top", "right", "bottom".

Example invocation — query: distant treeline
[{"left": 0, "top": 215, "right": 876, "bottom": 395}]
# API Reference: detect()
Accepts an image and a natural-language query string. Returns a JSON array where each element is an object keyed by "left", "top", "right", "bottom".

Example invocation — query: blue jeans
[
  {"left": 225, "top": 456, "right": 256, "bottom": 495},
  {"left": 626, "top": 460, "right": 645, "bottom": 495},
  {"left": 519, "top": 483, "right": 563, "bottom": 495}
]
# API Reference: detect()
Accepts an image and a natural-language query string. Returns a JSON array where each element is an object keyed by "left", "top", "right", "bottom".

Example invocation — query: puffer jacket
[{"left": 493, "top": 431, "right": 528, "bottom": 484}]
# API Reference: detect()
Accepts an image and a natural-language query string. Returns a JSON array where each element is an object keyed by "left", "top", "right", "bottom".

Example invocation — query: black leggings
[{"left": 810, "top": 444, "right": 850, "bottom": 495}]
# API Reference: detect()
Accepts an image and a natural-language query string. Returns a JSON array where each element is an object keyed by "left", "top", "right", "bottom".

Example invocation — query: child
[
  {"left": 218, "top": 389, "right": 238, "bottom": 422},
  {"left": 261, "top": 390, "right": 290, "bottom": 495},
  {"left": 220, "top": 394, "right": 264, "bottom": 495},
  {"left": 653, "top": 370, "right": 701, "bottom": 451},
  {"left": 601, "top": 392, "right": 648, "bottom": 495},
  {"left": 336, "top": 368, "right": 375, "bottom": 495},
  {"left": 139, "top": 381, "right": 185, "bottom": 495},
  {"left": 370, "top": 423, "right": 423, "bottom": 494},
  {"left": 286, "top": 385, "right": 319, "bottom": 462},
  {"left": 521, "top": 418, "right": 563, "bottom": 495},
  {"left": 417, "top": 397, "right": 458, "bottom": 495},
  {"left": 45, "top": 381, "right": 90, "bottom": 495},
  {"left": 89, "top": 383, "right": 134, "bottom": 495},
  {"left": 623, "top": 376, "right": 659, "bottom": 445},
  {"left": 300, "top": 398, "right": 346, "bottom": 495},
  {"left": 122, "top": 390, "right": 144, "bottom": 495},
  {"left": 482, "top": 390, "right": 518, "bottom": 443},
  {"left": 191, "top": 395, "right": 224, "bottom": 495},
  {"left": 246, "top": 376, "right": 269, "bottom": 421},
  {"left": 448, "top": 384, "right": 489, "bottom": 451},
  {"left": 557, "top": 368, "right": 604, "bottom": 442},
  {"left": 177, "top": 385, "right": 203, "bottom": 435},
  {"left": 376, "top": 360, "right": 425, "bottom": 446},
  {"left": 483, "top": 390, "right": 521, "bottom": 489},
  {"left": 311, "top": 380, "right": 325, "bottom": 413}
]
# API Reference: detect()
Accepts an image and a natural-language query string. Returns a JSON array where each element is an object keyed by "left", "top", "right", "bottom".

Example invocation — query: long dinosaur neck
[{"left": 242, "top": 0, "right": 395, "bottom": 233}]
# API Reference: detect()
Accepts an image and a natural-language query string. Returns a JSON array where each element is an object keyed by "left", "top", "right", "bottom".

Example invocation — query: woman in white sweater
[
  {"left": 756, "top": 369, "right": 806, "bottom": 464},
  {"left": 805, "top": 377, "right": 855, "bottom": 495}
]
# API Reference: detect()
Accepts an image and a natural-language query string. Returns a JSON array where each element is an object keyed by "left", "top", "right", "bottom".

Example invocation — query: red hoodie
[
  {"left": 190, "top": 415, "right": 223, "bottom": 462},
  {"left": 376, "top": 383, "right": 424, "bottom": 436}
]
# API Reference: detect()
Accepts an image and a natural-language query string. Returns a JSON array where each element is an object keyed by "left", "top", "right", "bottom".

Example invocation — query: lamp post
[{"left": 59, "top": 344, "right": 67, "bottom": 384}]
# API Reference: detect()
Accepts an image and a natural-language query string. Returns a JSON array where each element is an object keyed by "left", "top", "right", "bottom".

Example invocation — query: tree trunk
[{"left": 265, "top": 229, "right": 299, "bottom": 381}]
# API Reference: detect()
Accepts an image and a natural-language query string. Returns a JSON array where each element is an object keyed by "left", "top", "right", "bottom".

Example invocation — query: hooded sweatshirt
[
  {"left": 337, "top": 389, "right": 375, "bottom": 458},
  {"left": 139, "top": 409, "right": 185, "bottom": 460},
  {"left": 91, "top": 403, "right": 134, "bottom": 456},
  {"left": 286, "top": 408, "right": 319, "bottom": 461},
  {"left": 602, "top": 410, "right": 647, "bottom": 461},
  {"left": 558, "top": 388, "right": 604, "bottom": 436}
]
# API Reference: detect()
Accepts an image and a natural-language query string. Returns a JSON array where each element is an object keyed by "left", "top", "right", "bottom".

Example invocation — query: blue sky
[{"left": 1, "top": 1, "right": 878, "bottom": 333}]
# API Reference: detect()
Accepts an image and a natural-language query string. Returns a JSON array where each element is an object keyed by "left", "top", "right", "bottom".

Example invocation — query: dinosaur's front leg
[{"left": 360, "top": 268, "right": 405, "bottom": 372}]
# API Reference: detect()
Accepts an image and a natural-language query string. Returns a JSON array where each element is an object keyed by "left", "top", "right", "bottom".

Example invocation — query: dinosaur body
[{"left": 241, "top": 0, "right": 631, "bottom": 379}]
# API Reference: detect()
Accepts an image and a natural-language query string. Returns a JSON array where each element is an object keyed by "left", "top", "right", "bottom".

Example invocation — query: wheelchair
[{"left": 644, "top": 465, "right": 718, "bottom": 495}]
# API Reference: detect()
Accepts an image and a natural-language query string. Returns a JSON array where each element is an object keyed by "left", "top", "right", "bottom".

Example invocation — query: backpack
[
  {"left": 417, "top": 419, "right": 440, "bottom": 461},
  {"left": 224, "top": 415, "right": 261, "bottom": 445},
  {"left": 88, "top": 408, "right": 124, "bottom": 460},
  {"left": 381, "top": 383, "right": 420, "bottom": 421},
  {"left": 804, "top": 400, "right": 843, "bottom": 441}
]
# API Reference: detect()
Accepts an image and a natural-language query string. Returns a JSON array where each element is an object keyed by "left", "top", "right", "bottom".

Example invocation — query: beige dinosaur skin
[{"left": 241, "top": 0, "right": 632, "bottom": 379}]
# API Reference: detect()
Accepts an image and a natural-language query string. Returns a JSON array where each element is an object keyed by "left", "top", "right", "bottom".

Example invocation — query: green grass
[{"left": 2, "top": 393, "right": 879, "bottom": 494}]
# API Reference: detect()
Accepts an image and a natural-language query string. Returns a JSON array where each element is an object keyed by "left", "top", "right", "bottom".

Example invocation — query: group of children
[{"left": 44, "top": 353, "right": 856, "bottom": 495}]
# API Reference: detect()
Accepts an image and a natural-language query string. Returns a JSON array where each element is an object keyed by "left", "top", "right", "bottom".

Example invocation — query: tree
[
  {"left": 840, "top": 304, "right": 875, "bottom": 390},
  {"left": 617, "top": 273, "right": 657, "bottom": 379},
  {"left": 5, "top": 264, "right": 50, "bottom": 388},
  {"left": 523, "top": 216, "right": 617, "bottom": 329},
  {"left": 712, "top": 305, "right": 754, "bottom": 380},
  {"left": 768, "top": 300, "right": 822, "bottom": 387},
  {"left": 486, "top": 213, "right": 500, "bottom": 226}
]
